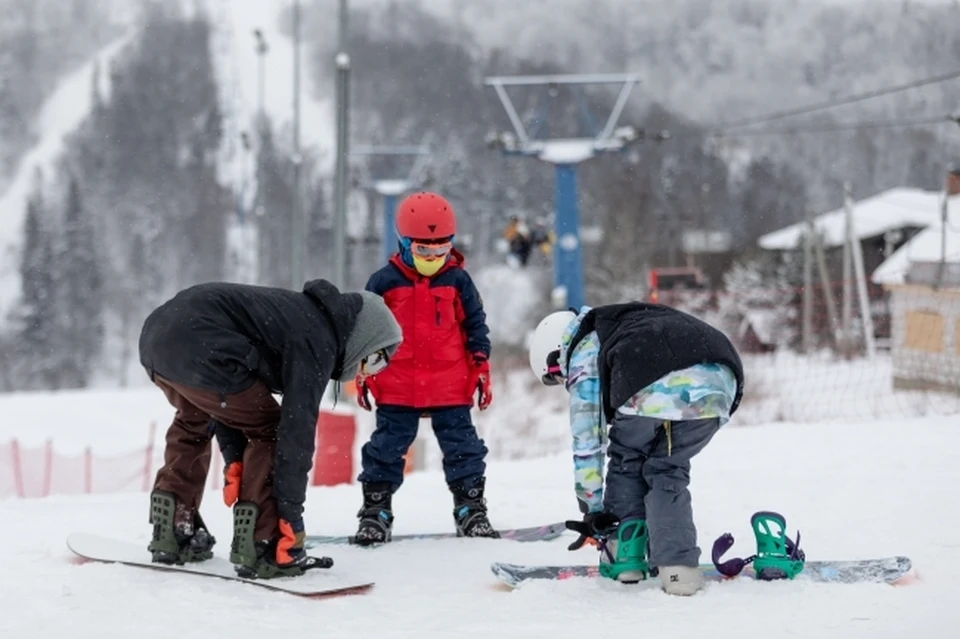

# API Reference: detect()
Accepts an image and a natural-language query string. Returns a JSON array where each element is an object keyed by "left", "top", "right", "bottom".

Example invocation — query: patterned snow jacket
[{"left": 558, "top": 304, "right": 743, "bottom": 513}]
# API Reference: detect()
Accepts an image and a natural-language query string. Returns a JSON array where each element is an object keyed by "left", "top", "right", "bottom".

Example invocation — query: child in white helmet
[{"left": 528, "top": 302, "right": 744, "bottom": 595}]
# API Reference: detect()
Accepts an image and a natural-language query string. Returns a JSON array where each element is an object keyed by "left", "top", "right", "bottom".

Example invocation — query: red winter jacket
[{"left": 363, "top": 250, "right": 491, "bottom": 408}]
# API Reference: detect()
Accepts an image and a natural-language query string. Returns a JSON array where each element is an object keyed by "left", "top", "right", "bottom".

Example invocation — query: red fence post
[
  {"left": 312, "top": 409, "right": 356, "bottom": 487},
  {"left": 42, "top": 439, "right": 53, "bottom": 498},
  {"left": 84, "top": 447, "right": 92, "bottom": 494},
  {"left": 143, "top": 421, "right": 157, "bottom": 492},
  {"left": 10, "top": 439, "right": 24, "bottom": 499}
]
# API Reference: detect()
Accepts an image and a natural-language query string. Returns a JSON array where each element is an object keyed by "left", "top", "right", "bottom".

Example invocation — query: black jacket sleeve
[
  {"left": 364, "top": 268, "right": 386, "bottom": 295},
  {"left": 272, "top": 339, "right": 331, "bottom": 523},
  {"left": 213, "top": 421, "right": 247, "bottom": 466},
  {"left": 456, "top": 271, "right": 491, "bottom": 358}
]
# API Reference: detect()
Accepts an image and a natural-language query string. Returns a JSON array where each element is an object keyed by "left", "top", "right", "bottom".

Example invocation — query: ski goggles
[
  {"left": 360, "top": 348, "right": 391, "bottom": 377},
  {"left": 541, "top": 350, "right": 564, "bottom": 386},
  {"left": 410, "top": 239, "right": 452, "bottom": 258}
]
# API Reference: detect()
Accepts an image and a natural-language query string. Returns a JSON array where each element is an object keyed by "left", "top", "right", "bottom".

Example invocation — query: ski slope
[
  {"left": 0, "top": 35, "right": 133, "bottom": 323},
  {"left": 1, "top": 413, "right": 955, "bottom": 638},
  {"left": 1, "top": 1, "right": 338, "bottom": 321}
]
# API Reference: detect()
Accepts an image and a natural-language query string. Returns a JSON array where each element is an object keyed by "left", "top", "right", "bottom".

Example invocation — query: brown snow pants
[{"left": 151, "top": 374, "right": 282, "bottom": 542}]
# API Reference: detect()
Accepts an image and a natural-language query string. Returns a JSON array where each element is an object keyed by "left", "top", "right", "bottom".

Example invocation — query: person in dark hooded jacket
[{"left": 138, "top": 278, "right": 402, "bottom": 579}]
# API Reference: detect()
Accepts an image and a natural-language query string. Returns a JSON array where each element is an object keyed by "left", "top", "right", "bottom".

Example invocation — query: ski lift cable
[{"left": 712, "top": 68, "right": 960, "bottom": 131}]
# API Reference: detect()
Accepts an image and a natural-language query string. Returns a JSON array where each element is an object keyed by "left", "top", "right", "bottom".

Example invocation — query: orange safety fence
[
  {"left": 1, "top": 422, "right": 161, "bottom": 499},
  {"left": 1, "top": 408, "right": 385, "bottom": 500}
]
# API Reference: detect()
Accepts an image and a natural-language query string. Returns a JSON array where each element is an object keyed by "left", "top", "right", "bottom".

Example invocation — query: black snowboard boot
[
  {"left": 230, "top": 502, "right": 332, "bottom": 579},
  {"left": 148, "top": 490, "right": 215, "bottom": 565},
  {"left": 451, "top": 477, "right": 499, "bottom": 538},
  {"left": 353, "top": 482, "right": 395, "bottom": 546}
]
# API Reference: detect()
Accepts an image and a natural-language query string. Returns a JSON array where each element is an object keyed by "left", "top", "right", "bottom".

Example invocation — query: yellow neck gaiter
[{"left": 413, "top": 254, "right": 447, "bottom": 276}]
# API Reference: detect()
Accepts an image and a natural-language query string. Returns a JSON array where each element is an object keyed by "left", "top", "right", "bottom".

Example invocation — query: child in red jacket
[{"left": 352, "top": 191, "right": 497, "bottom": 544}]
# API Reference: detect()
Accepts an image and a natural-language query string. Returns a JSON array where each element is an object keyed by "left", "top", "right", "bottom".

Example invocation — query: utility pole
[
  {"left": 849, "top": 192, "right": 876, "bottom": 360},
  {"left": 253, "top": 29, "right": 268, "bottom": 126},
  {"left": 290, "top": 0, "right": 304, "bottom": 291},
  {"left": 332, "top": 0, "right": 350, "bottom": 291},
  {"left": 332, "top": 56, "right": 350, "bottom": 291},
  {"left": 938, "top": 165, "right": 954, "bottom": 287},
  {"left": 802, "top": 215, "right": 813, "bottom": 353},
  {"left": 812, "top": 227, "right": 840, "bottom": 344},
  {"left": 250, "top": 29, "right": 268, "bottom": 286},
  {"left": 841, "top": 182, "right": 853, "bottom": 359},
  {"left": 339, "top": 0, "right": 348, "bottom": 52}
]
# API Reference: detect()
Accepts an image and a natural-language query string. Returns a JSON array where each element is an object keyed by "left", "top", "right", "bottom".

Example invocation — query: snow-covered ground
[{"left": 0, "top": 410, "right": 953, "bottom": 638}]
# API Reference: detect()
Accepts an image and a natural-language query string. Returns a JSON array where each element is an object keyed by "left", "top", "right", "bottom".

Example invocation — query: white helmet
[{"left": 528, "top": 310, "right": 576, "bottom": 384}]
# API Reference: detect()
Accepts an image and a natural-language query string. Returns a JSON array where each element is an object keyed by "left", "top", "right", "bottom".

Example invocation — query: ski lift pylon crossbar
[
  {"left": 350, "top": 145, "right": 431, "bottom": 156},
  {"left": 350, "top": 142, "right": 433, "bottom": 192},
  {"left": 482, "top": 72, "right": 642, "bottom": 86},
  {"left": 483, "top": 72, "right": 642, "bottom": 148}
]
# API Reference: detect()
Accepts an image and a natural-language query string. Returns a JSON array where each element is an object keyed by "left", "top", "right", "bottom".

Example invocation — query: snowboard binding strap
[
  {"left": 712, "top": 511, "right": 805, "bottom": 580},
  {"left": 564, "top": 512, "right": 620, "bottom": 551}
]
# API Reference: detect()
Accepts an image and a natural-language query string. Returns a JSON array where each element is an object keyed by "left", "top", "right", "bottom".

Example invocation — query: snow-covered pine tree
[
  {"left": 13, "top": 180, "right": 60, "bottom": 389},
  {"left": 57, "top": 175, "right": 104, "bottom": 388},
  {"left": 713, "top": 251, "right": 799, "bottom": 351}
]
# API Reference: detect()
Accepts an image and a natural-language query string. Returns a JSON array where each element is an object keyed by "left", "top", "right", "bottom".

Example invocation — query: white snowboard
[{"left": 66, "top": 532, "right": 375, "bottom": 598}]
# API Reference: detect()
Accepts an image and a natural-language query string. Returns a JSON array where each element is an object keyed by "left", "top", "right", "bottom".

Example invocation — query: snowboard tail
[
  {"left": 306, "top": 521, "right": 567, "bottom": 546},
  {"left": 67, "top": 533, "right": 374, "bottom": 598},
  {"left": 491, "top": 556, "right": 915, "bottom": 588}
]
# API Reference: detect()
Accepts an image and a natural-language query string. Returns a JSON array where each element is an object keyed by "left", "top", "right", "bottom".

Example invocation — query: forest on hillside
[{"left": 1, "top": 0, "right": 959, "bottom": 391}]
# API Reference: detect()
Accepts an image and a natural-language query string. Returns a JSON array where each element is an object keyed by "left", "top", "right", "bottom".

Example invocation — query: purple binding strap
[{"left": 711, "top": 532, "right": 755, "bottom": 578}]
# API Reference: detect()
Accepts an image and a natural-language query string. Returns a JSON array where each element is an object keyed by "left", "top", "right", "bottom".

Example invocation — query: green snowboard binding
[
  {"left": 598, "top": 518, "right": 651, "bottom": 583},
  {"left": 712, "top": 511, "right": 805, "bottom": 580},
  {"left": 230, "top": 502, "right": 333, "bottom": 579},
  {"left": 147, "top": 490, "right": 215, "bottom": 565}
]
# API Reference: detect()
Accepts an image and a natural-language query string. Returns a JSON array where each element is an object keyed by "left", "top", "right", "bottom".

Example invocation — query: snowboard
[
  {"left": 491, "top": 555, "right": 915, "bottom": 588},
  {"left": 305, "top": 521, "right": 567, "bottom": 546},
  {"left": 66, "top": 533, "right": 375, "bottom": 598}
]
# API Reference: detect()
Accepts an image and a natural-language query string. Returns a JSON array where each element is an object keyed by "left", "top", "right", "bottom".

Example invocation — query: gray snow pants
[{"left": 603, "top": 414, "right": 720, "bottom": 568}]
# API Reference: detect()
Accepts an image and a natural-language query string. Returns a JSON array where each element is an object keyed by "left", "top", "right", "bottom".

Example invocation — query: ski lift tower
[
  {"left": 351, "top": 144, "right": 432, "bottom": 263},
  {"left": 483, "top": 73, "right": 643, "bottom": 310}
]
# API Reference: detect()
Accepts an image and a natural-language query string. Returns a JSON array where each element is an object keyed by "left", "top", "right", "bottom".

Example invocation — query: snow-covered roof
[
  {"left": 871, "top": 208, "right": 960, "bottom": 286},
  {"left": 758, "top": 188, "right": 956, "bottom": 250}
]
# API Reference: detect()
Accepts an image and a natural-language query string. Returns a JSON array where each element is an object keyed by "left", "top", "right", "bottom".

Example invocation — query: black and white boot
[
  {"left": 451, "top": 477, "right": 500, "bottom": 538},
  {"left": 353, "top": 482, "right": 395, "bottom": 546}
]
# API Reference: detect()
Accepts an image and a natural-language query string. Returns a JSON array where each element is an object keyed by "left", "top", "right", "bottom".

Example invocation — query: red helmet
[{"left": 395, "top": 192, "right": 456, "bottom": 241}]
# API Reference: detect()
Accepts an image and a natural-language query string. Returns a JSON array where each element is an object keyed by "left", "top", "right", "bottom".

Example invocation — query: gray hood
[{"left": 337, "top": 291, "right": 403, "bottom": 382}]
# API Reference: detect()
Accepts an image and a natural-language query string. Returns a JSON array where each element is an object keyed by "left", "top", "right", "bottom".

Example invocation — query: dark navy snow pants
[
  {"left": 358, "top": 404, "right": 488, "bottom": 489},
  {"left": 603, "top": 414, "right": 720, "bottom": 569}
]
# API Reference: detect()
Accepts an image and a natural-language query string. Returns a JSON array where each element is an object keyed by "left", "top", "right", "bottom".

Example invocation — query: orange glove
[
  {"left": 471, "top": 353, "right": 492, "bottom": 411},
  {"left": 276, "top": 518, "right": 306, "bottom": 566},
  {"left": 222, "top": 461, "right": 242, "bottom": 507}
]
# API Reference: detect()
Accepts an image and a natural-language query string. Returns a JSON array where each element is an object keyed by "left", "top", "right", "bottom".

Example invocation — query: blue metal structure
[
  {"left": 351, "top": 144, "right": 431, "bottom": 263},
  {"left": 381, "top": 192, "right": 399, "bottom": 264},
  {"left": 483, "top": 73, "right": 642, "bottom": 310},
  {"left": 553, "top": 163, "right": 584, "bottom": 309}
]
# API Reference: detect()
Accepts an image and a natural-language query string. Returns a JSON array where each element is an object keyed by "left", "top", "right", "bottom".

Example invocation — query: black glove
[{"left": 564, "top": 511, "right": 620, "bottom": 551}]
